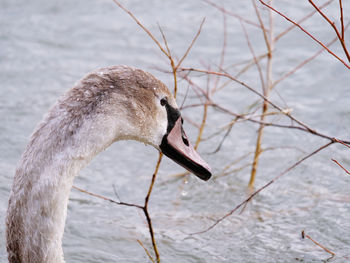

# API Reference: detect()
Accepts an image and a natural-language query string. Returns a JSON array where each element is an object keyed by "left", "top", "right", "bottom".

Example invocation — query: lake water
[{"left": 1, "top": 0, "right": 350, "bottom": 262}]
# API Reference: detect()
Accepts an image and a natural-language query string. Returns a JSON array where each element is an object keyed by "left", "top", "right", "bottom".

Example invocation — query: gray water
[{"left": 1, "top": 0, "right": 350, "bottom": 262}]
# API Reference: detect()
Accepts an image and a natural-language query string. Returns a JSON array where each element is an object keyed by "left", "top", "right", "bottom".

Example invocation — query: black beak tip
[
  {"left": 198, "top": 173, "right": 212, "bottom": 181},
  {"left": 193, "top": 169, "right": 212, "bottom": 181}
]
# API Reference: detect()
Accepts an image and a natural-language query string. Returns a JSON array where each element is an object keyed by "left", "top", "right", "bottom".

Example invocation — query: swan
[{"left": 6, "top": 65, "right": 211, "bottom": 263}]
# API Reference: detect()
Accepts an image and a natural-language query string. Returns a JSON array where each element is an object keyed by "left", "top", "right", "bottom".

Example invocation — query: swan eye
[{"left": 160, "top": 97, "right": 168, "bottom": 106}]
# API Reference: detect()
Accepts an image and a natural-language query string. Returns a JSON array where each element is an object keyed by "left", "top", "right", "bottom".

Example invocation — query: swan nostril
[
  {"left": 181, "top": 127, "right": 189, "bottom": 146},
  {"left": 182, "top": 136, "right": 189, "bottom": 146},
  {"left": 180, "top": 119, "right": 189, "bottom": 146}
]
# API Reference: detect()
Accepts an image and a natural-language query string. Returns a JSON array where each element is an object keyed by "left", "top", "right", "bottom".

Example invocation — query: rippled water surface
[{"left": 1, "top": 0, "right": 350, "bottom": 262}]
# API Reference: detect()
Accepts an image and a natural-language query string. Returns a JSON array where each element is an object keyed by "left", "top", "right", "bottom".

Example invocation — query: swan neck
[{"left": 6, "top": 126, "right": 106, "bottom": 262}]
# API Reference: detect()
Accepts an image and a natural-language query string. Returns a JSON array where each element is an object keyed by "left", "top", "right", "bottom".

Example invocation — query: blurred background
[{"left": 1, "top": 0, "right": 350, "bottom": 262}]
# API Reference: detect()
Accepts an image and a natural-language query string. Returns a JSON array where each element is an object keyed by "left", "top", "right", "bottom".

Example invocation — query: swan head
[{"left": 71, "top": 66, "right": 211, "bottom": 180}]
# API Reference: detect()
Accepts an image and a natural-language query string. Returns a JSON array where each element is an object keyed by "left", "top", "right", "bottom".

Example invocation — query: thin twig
[
  {"left": 274, "top": 0, "right": 334, "bottom": 42},
  {"left": 334, "top": 137, "right": 350, "bottom": 149},
  {"left": 112, "top": 184, "right": 122, "bottom": 202},
  {"left": 301, "top": 230, "right": 336, "bottom": 256},
  {"left": 339, "top": 0, "right": 344, "bottom": 40},
  {"left": 143, "top": 153, "right": 163, "bottom": 263},
  {"left": 274, "top": 20, "right": 350, "bottom": 87},
  {"left": 176, "top": 18, "right": 205, "bottom": 70},
  {"left": 240, "top": 19, "right": 266, "bottom": 92},
  {"left": 273, "top": 37, "right": 338, "bottom": 87},
  {"left": 194, "top": 102, "right": 208, "bottom": 150},
  {"left": 203, "top": 0, "right": 263, "bottom": 29},
  {"left": 180, "top": 68, "right": 326, "bottom": 139},
  {"left": 72, "top": 186, "right": 143, "bottom": 209},
  {"left": 137, "top": 240, "right": 155, "bottom": 263},
  {"left": 209, "top": 102, "right": 350, "bottom": 145},
  {"left": 157, "top": 24, "right": 177, "bottom": 98},
  {"left": 173, "top": 18, "right": 205, "bottom": 98},
  {"left": 332, "top": 159, "right": 350, "bottom": 175},
  {"left": 180, "top": 67, "right": 350, "bottom": 145},
  {"left": 209, "top": 117, "right": 237, "bottom": 154},
  {"left": 258, "top": 0, "right": 350, "bottom": 69},
  {"left": 252, "top": 0, "right": 271, "bottom": 60},
  {"left": 308, "top": 0, "right": 350, "bottom": 62},
  {"left": 113, "top": 0, "right": 203, "bottom": 100},
  {"left": 212, "top": 12, "right": 228, "bottom": 93},
  {"left": 191, "top": 141, "right": 334, "bottom": 235},
  {"left": 112, "top": 0, "right": 169, "bottom": 58},
  {"left": 158, "top": 24, "right": 172, "bottom": 59},
  {"left": 74, "top": 153, "right": 163, "bottom": 263},
  {"left": 248, "top": 0, "right": 275, "bottom": 187}
]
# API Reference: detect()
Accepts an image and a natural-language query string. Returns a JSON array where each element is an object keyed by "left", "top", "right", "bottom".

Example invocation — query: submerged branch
[
  {"left": 72, "top": 186, "right": 143, "bottom": 209},
  {"left": 73, "top": 153, "right": 163, "bottom": 262},
  {"left": 191, "top": 141, "right": 334, "bottom": 235},
  {"left": 301, "top": 230, "right": 336, "bottom": 256},
  {"left": 143, "top": 153, "right": 163, "bottom": 263}
]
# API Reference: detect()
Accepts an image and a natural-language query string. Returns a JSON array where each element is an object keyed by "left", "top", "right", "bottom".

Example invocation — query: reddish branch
[
  {"left": 332, "top": 159, "right": 350, "bottom": 175},
  {"left": 72, "top": 186, "right": 143, "bottom": 209},
  {"left": 191, "top": 142, "right": 334, "bottom": 235},
  {"left": 258, "top": 0, "right": 350, "bottom": 69},
  {"left": 203, "top": 0, "right": 262, "bottom": 29},
  {"left": 73, "top": 153, "right": 163, "bottom": 263},
  {"left": 308, "top": 0, "right": 350, "bottom": 62},
  {"left": 273, "top": 36, "right": 339, "bottom": 87},
  {"left": 113, "top": 0, "right": 204, "bottom": 98},
  {"left": 309, "top": 0, "right": 350, "bottom": 62},
  {"left": 339, "top": 0, "right": 344, "bottom": 40},
  {"left": 80, "top": 0, "right": 350, "bottom": 255},
  {"left": 302, "top": 230, "right": 336, "bottom": 256},
  {"left": 274, "top": 0, "right": 334, "bottom": 42},
  {"left": 180, "top": 67, "right": 350, "bottom": 145}
]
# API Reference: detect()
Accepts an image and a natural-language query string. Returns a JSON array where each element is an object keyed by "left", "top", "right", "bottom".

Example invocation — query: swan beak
[{"left": 160, "top": 118, "right": 212, "bottom": 181}]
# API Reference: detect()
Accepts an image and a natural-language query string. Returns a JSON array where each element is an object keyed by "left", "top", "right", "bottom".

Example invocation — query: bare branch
[
  {"left": 258, "top": 0, "right": 350, "bottom": 69},
  {"left": 180, "top": 67, "right": 323, "bottom": 137},
  {"left": 301, "top": 230, "right": 336, "bottom": 256},
  {"left": 203, "top": 0, "right": 263, "bottom": 29},
  {"left": 274, "top": 0, "right": 334, "bottom": 42},
  {"left": 157, "top": 23, "right": 172, "bottom": 59},
  {"left": 72, "top": 186, "right": 143, "bottom": 209},
  {"left": 192, "top": 141, "right": 334, "bottom": 235},
  {"left": 112, "top": 0, "right": 169, "bottom": 58},
  {"left": 240, "top": 20, "right": 266, "bottom": 93},
  {"left": 339, "top": 0, "right": 344, "bottom": 40},
  {"left": 143, "top": 153, "right": 163, "bottom": 263},
  {"left": 176, "top": 18, "right": 205, "bottom": 70},
  {"left": 308, "top": 0, "right": 350, "bottom": 62},
  {"left": 212, "top": 12, "right": 228, "bottom": 93},
  {"left": 137, "top": 240, "right": 155, "bottom": 263},
  {"left": 274, "top": 22, "right": 350, "bottom": 87},
  {"left": 332, "top": 159, "right": 350, "bottom": 175},
  {"left": 273, "top": 36, "right": 338, "bottom": 87}
]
